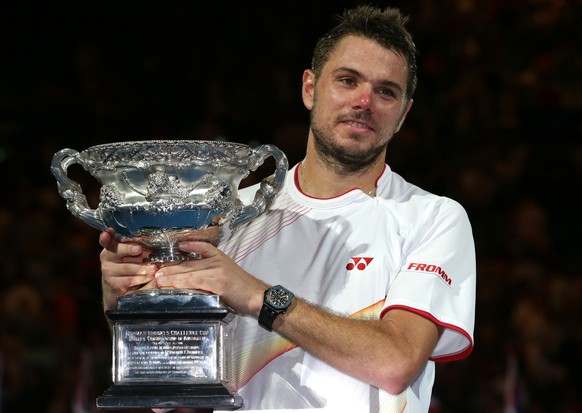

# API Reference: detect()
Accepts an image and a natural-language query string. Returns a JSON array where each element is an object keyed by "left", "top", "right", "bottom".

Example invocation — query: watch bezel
[{"left": 266, "top": 286, "right": 293, "bottom": 309}]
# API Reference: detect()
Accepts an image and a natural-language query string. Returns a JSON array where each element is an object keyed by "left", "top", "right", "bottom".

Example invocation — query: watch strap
[{"left": 258, "top": 303, "right": 280, "bottom": 332}]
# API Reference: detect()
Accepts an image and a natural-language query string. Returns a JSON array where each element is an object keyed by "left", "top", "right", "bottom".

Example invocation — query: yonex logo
[
  {"left": 407, "top": 262, "right": 453, "bottom": 286},
  {"left": 346, "top": 257, "right": 374, "bottom": 271}
]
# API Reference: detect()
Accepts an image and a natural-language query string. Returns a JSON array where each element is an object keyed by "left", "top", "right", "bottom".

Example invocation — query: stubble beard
[{"left": 310, "top": 110, "right": 389, "bottom": 175}]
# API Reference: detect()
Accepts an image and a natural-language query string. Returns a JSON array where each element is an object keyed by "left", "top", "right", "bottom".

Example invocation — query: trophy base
[
  {"left": 101, "top": 290, "right": 242, "bottom": 410},
  {"left": 97, "top": 383, "right": 243, "bottom": 410}
]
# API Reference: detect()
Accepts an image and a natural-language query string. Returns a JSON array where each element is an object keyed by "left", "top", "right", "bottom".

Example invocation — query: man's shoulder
[{"left": 383, "top": 168, "right": 468, "bottom": 219}]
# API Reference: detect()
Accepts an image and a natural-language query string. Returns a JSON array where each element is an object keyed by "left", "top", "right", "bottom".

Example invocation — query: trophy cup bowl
[{"left": 51, "top": 139, "right": 288, "bottom": 410}]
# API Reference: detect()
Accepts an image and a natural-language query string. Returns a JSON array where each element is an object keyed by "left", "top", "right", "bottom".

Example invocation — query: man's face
[{"left": 302, "top": 35, "right": 413, "bottom": 171}]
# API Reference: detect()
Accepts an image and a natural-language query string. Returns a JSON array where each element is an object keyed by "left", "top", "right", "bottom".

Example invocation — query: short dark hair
[{"left": 311, "top": 5, "right": 418, "bottom": 100}]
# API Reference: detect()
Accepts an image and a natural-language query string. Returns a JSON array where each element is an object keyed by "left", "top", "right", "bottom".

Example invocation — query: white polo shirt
[{"left": 217, "top": 163, "right": 476, "bottom": 412}]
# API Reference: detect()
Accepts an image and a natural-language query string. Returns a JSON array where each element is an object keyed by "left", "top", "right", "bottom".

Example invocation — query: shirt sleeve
[{"left": 382, "top": 197, "right": 476, "bottom": 361}]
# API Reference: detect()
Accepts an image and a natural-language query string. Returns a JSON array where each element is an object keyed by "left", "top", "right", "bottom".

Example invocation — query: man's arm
[{"left": 274, "top": 300, "right": 440, "bottom": 394}]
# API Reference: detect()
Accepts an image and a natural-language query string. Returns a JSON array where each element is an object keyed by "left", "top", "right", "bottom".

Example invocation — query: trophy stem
[{"left": 143, "top": 248, "right": 201, "bottom": 263}]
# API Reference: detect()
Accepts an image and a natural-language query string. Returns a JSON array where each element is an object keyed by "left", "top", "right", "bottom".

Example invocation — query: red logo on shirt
[
  {"left": 346, "top": 257, "right": 374, "bottom": 271},
  {"left": 406, "top": 262, "right": 453, "bottom": 286}
]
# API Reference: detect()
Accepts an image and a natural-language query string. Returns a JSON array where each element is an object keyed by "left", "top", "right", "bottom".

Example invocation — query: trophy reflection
[{"left": 51, "top": 140, "right": 287, "bottom": 410}]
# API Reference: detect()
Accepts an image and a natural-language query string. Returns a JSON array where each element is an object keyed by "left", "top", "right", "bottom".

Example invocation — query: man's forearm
[{"left": 272, "top": 298, "right": 439, "bottom": 394}]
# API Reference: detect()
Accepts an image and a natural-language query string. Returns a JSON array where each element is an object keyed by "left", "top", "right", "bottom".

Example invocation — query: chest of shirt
[{"left": 223, "top": 203, "right": 408, "bottom": 316}]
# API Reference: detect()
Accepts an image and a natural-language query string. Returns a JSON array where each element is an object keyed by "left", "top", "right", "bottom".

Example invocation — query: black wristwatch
[{"left": 258, "top": 285, "right": 294, "bottom": 331}]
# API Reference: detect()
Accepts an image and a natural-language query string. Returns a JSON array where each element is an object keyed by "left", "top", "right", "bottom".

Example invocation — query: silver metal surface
[
  {"left": 51, "top": 140, "right": 283, "bottom": 409},
  {"left": 51, "top": 139, "right": 287, "bottom": 262}
]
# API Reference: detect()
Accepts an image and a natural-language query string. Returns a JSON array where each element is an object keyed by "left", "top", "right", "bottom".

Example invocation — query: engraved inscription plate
[{"left": 115, "top": 322, "right": 220, "bottom": 384}]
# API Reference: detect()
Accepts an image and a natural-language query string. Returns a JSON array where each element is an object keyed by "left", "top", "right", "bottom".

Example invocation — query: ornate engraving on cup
[
  {"left": 50, "top": 139, "right": 288, "bottom": 409},
  {"left": 51, "top": 139, "right": 288, "bottom": 262}
]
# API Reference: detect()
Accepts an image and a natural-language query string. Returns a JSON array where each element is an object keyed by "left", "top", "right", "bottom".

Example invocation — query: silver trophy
[{"left": 51, "top": 140, "right": 288, "bottom": 410}]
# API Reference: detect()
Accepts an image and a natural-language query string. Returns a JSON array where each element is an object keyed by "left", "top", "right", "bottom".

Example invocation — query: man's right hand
[{"left": 99, "top": 229, "right": 158, "bottom": 312}]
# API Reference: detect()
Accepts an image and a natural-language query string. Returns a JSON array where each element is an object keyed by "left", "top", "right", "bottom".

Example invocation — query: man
[{"left": 100, "top": 5, "right": 476, "bottom": 412}]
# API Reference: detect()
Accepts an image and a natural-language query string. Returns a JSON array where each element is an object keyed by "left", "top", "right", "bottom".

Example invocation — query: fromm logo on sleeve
[{"left": 406, "top": 262, "right": 453, "bottom": 286}]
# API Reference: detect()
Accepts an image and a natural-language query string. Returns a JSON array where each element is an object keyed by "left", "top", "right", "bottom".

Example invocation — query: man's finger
[
  {"left": 178, "top": 241, "right": 221, "bottom": 258},
  {"left": 99, "top": 231, "right": 115, "bottom": 249}
]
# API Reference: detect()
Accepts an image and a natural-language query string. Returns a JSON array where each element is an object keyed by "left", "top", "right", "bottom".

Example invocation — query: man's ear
[{"left": 302, "top": 69, "right": 315, "bottom": 110}]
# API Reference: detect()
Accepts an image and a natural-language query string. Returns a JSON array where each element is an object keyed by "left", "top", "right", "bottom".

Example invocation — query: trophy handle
[
  {"left": 50, "top": 148, "right": 107, "bottom": 231},
  {"left": 231, "top": 144, "right": 288, "bottom": 230}
]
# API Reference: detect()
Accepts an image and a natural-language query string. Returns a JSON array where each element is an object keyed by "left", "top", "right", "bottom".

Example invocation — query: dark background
[{"left": 0, "top": 1, "right": 580, "bottom": 412}]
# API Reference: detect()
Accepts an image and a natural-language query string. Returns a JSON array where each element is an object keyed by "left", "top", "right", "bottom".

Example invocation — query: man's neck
[{"left": 297, "top": 149, "right": 384, "bottom": 198}]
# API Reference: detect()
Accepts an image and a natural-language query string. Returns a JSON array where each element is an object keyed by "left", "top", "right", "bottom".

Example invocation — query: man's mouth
[{"left": 344, "top": 120, "right": 373, "bottom": 130}]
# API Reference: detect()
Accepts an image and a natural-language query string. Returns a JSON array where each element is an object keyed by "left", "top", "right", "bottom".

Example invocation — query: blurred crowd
[{"left": 0, "top": 1, "right": 580, "bottom": 412}]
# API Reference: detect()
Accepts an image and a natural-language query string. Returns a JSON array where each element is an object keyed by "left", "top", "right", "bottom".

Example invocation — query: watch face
[{"left": 268, "top": 288, "right": 291, "bottom": 309}]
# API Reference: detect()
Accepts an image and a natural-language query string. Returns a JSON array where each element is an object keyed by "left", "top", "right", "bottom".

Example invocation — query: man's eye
[
  {"left": 340, "top": 78, "right": 355, "bottom": 86},
  {"left": 379, "top": 88, "right": 396, "bottom": 97}
]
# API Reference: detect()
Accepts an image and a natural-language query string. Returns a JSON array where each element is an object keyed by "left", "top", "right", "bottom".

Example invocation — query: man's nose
[{"left": 353, "top": 87, "right": 373, "bottom": 111}]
